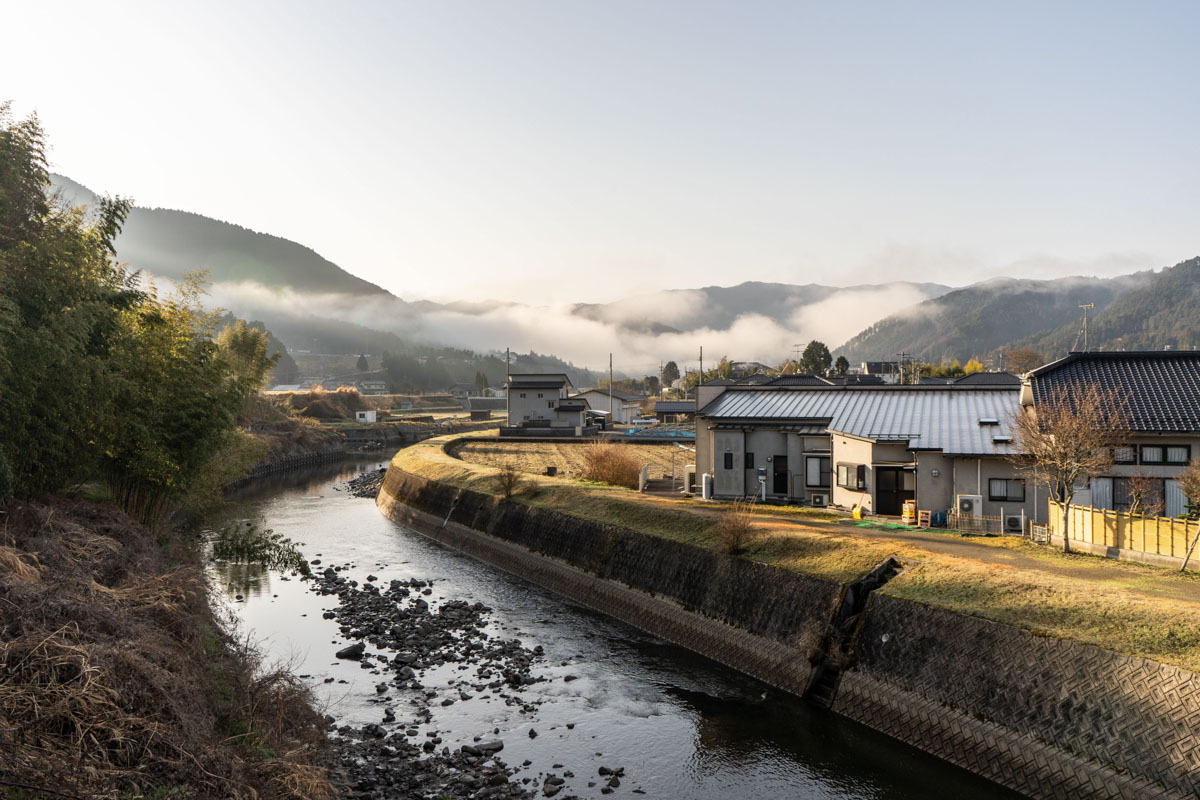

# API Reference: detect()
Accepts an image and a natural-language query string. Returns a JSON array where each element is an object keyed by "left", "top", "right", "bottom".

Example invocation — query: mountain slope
[
  {"left": 1010, "top": 257, "right": 1200, "bottom": 358},
  {"left": 572, "top": 280, "right": 952, "bottom": 335},
  {"left": 51, "top": 175, "right": 389, "bottom": 296},
  {"left": 836, "top": 274, "right": 1152, "bottom": 364}
]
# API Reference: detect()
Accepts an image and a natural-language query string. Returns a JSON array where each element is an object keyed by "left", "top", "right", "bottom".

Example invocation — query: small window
[
  {"left": 1167, "top": 446, "right": 1190, "bottom": 465},
  {"left": 723, "top": 452, "right": 734, "bottom": 470},
  {"left": 537, "top": 392, "right": 544, "bottom": 398},
  {"left": 806, "top": 456, "right": 831, "bottom": 488},
  {"left": 548, "top": 401, "right": 554, "bottom": 408},
  {"left": 745, "top": 453, "right": 755, "bottom": 469},
  {"left": 989, "top": 478, "right": 1025, "bottom": 502},
  {"left": 519, "top": 392, "right": 526, "bottom": 398},
  {"left": 1113, "top": 446, "right": 1136, "bottom": 464},
  {"left": 1141, "top": 446, "right": 1163, "bottom": 465},
  {"left": 836, "top": 463, "right": 865, "bottom": 490}
]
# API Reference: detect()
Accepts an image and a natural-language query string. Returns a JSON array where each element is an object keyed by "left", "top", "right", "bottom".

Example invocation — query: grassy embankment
[{"left": 395, "top": 432, "right": 1200, "bottom": 672}]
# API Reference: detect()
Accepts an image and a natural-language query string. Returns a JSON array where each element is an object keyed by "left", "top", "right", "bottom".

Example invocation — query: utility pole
[
  {"left": 1079, "top": 303, "right": 1094, "bottom": 351},
  {"left": 793, "top": 343, "right": 802, "bottom": 373},
  {"left": 896, "top": 352, "right": 910, "bottom": 385},
  {"left": 505, "top": 347, "right": 510, "bottom": 426},
  {"left": 609, "top": 353, "right": 613, "bottom": 419}
]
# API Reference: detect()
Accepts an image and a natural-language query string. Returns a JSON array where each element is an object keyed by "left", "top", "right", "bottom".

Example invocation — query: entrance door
[
  {"left": 876, "top": 467, "right": 915, "bottom": 515},
  {"left": 772, "top": 456, "right": 788, "bottom": 495}
]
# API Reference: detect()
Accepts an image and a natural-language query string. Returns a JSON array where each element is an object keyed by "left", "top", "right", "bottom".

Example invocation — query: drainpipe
[{"left": 977, "top": 459, "right": 982, "bottom": 496}]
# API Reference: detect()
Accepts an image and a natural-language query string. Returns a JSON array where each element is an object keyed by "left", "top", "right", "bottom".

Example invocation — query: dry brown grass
[
  {"left": 580, "top": 441, "right": 642, "bottom": 488},
  {"left": 454, "top": 439, "right": 687, "bottom": 480},
  {"left": 269, "top": 386, "right": 368, "bottom": 420},
  {"left": 714, "top": 500, "right": 758, "bottom": 554},
  {"left": 0, "top": 499, "right": 333, "bottom": 799}
]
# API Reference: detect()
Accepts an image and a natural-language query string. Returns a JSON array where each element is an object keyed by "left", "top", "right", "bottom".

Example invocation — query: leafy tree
[
  {"left": 474, "top": 370, "right": 489, "bottom": 390},
  {"left": 834, "top": 355, "right": 849, "bottom": 376},
  {"left": 661, "top": 360, "right": 680, "bottom": 386},
  {"left": 799, "top": 341, "right": 832, "bottom": 375},
  {"left": 644, "top": 375, "right": 660, "bottom": 395},
  {"left": 356, "top": 353, "right": 369, "bottom": 372},
  {"left": 1011, "top": 384, "right": 1129, "bottom": 553},
  {"left": 963, "top": 357, "right": 985, "bottom": 375}
]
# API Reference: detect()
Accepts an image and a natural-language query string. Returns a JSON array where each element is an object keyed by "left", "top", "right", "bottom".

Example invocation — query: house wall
[
  {"left": 507, "top": 384, "right": 569, "bottom": 424},
  {"left": 712, "top": 429, "right": 745, "bottom": 496},
  {"left": 574, "top": 391, "right": 640, "bottom": 424},
  {"left": 914, "top": 452, "right": 952, "bottom": 511},
  {"left": 949, "top": 457, "right": 1037, "bottom": 521},
  {"left": 744, "top": 429, "right": 788, "bottom": 498},
  {"left": 1085, "top": 435, "right": 1200, "bottom": 518},
  {"left": 832, "top": 436, "right": 876, "bottom": 512}
]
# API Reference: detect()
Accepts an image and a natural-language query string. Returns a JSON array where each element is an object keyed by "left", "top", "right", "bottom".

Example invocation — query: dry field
[{"left": 452, "top": 440, "right": 693, "bottom": 479}]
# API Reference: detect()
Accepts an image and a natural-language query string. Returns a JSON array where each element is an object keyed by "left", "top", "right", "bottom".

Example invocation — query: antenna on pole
[{"left": 1078, "top": 303, "right": 1094, "bottom": 351}]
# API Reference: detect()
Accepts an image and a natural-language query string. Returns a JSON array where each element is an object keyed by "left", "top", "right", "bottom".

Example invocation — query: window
[
  {"left": 1113, "top": 446, "right": 1136, "bottom": 464},
  {"left": 548, "top": 401, "right": 554, "bottom": 408},
  {"left": 744, "top": 453, "right": 755, "bottom": 469},
  {"left": 1141, "top": 446, "right": 1163, "bottom": 465},
  {"left": 723, "top": 452, "right": 734, "bottom": 470},
  {"left": 519, "top": 392, "right": 526, "bottom": 399},
  {"left": 988, "top": 478, "right": 1025, "bottom": 502},
  {"left": 836, "top": 463, "right": 865, "bottom": 490},
  {"left": 1113, "top": 477, "right": 1165, "bottom": 513},
  {"left": 1167, "top": 446, "right": 1191, "bottom": 464},
  {"left": 806, "top": 456, "right": 831, "bottom": 488},
  {"left": 537, "top": 392, "right": 544, "bottom": 398}
]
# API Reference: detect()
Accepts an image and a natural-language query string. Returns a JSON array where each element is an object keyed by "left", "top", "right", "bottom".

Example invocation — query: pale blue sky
[{"left": 4, "top": 0, "right": 1197, "bottom": 302}]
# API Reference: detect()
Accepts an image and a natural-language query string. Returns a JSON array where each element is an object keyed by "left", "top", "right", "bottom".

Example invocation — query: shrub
[
  {"left": 580, "top": 442, "right": 641, "bottom": 489},
  {"left": 714, "top": 500, "right": 757, "bottom": 555},
  {"left": 212, "top": 520, "right": 311, "bottom": 576},
  {"left": 495, "top": 462, "right": 530, "bottom": 501}
]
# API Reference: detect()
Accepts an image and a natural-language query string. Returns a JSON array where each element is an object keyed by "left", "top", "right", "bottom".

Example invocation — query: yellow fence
[{"left": 1049, "top": 502, "right": 1200, "bottom": 560}]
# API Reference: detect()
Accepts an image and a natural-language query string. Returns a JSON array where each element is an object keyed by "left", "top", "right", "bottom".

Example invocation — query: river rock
[{"left": 336, "top": 642, "right": 366, "bottom": 660}]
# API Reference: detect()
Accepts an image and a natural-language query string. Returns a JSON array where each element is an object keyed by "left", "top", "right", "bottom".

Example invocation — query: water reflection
[{"left": 210, "top": 456, "right": 1022, "bottom": 800}]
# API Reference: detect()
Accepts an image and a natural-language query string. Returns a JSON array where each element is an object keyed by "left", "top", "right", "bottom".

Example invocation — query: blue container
[{"left": 930, "top": 510, "right": 948, "bottom": 528}]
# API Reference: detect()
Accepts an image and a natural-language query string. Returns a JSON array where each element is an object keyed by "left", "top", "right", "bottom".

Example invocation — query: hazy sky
[{"left": 4, "top": 0, "right": 1197, "bottom": 303}]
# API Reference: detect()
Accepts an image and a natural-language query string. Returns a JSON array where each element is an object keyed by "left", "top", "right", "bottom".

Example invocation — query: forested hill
[
  {"left": 1010, "top": 257, "right": 1200, "bottom": 358},
  {"left": 51, "top": 174, "right": 390, "bottom": 296},
  {"left": 836, "top": 273, "right": 1151, "bottom": 364}
]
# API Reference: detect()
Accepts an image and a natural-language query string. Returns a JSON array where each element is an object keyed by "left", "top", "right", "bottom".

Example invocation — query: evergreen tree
[
  {"left": 834, "top": 355, "right": 849, "bottom": 376},
  {"left": 661, "top": 360, "right": 680, "bottom": 385},
  {"left": 356, "top": 353, "right": 369, "bottom": 372},
  {"left": 799, "top": 341, "right": 833, "bottom": 375}
]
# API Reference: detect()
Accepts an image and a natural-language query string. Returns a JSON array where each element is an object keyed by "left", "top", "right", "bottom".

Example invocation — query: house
[
  {"left": 504, "top": 374, "right": 593, "bottom": 433},
  {"left": 572, "top": 388, "right": 644, "bottom": 425},
  {"left": 860, "top": 362, "right": 902, "bottom": 384},
  {"left": 1023, "top": 351, "right": 1200, "bottom": 517},
  {"left": 695, "top": 382, "right": 1034, "bottom": 521},
  {"left": 445, "top": 383, "right": 481, "bottom": 399},
  {"left": 355, "top": 409, "right": 378, "bottom": 423},
  {"left": 654, "top": 400, "right": 696, "bottom": 423}
]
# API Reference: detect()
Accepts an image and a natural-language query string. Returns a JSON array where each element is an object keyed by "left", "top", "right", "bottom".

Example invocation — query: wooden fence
[{"left": 1049, "top": 501, "right": 1200, "bottom": 561}]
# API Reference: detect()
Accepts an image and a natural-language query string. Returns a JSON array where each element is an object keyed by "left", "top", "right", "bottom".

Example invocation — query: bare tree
[
  {"left": 1011, "top": 384, "right": 1129, "bottom": 553},
  {"left": 1177, "top": 460, "right": 1200, "bottom": 571},
  {"left": 1127, "top": 472, "right": 1164, "bottom": 517}
]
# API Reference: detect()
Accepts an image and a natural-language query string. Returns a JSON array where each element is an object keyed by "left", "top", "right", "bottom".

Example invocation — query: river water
[{"left": 212, "top": 458, "right": 1019, "bottom": 800}]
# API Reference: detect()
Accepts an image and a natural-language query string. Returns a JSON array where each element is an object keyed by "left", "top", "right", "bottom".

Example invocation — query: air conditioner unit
[
  {"left": 810, "top": 493, "right": 828, "bottom": 507},
  {"left": 957, "top": 494, "right": 983, "bottom": 517},
  {"left": 1004, "top": 514, "right": 1024, "bottom": 534}
]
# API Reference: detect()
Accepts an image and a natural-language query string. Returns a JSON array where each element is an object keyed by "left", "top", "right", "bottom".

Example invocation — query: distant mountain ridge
[{"left": 51, "top": 174, "right": 389, "bottom": 296}]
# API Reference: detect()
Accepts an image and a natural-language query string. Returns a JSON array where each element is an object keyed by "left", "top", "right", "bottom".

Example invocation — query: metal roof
[
  {"left": 575, "top": 388, "right": 644, "bottom": 402},
  {"left": 1028, "top": 351, "right": 1200, "bottom": 433},
  {"left": 700, "top": 387, "right": 1023, "bottom": 456},
  {"left": 654, "top": 400, "right": 696, "bottom": 413},
  {"left": 465, "top": 397, "right": 507, "bottom": 411}
]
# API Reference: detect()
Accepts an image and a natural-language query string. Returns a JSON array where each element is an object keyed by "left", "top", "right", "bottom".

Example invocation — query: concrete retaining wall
[
  {"left": 377, "top": 466, "right": 842, "bottom": 697},
  {"left": 836, "top": 593, "right": 1200, "bottom": 800},
  {"left": 377, "top": 462, "right": 1200, "bottom": 799}
]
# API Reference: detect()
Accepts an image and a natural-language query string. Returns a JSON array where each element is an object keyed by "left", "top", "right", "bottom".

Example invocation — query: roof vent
[
  {"left": 978, "top": 418, "right": 1000, "bottom": 426},
  {"left": 992, "top": 434, "right": 1013, "bottom": 443}
]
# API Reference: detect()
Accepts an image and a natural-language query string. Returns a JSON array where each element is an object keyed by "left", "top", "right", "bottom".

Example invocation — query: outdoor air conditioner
[
  {"left": 957, "top": 494, "right": 983, "bottom": 517},
  {"left": 810, "top": 493, "right": 828, "bottom": 507},
  {"left": 1004, "top": 514, "right": 1024, "bottom": 534}
]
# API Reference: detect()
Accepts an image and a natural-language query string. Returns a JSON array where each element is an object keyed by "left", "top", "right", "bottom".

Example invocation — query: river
[{"left": 211, "top": 457, "right": 1019, "bottom": 799}]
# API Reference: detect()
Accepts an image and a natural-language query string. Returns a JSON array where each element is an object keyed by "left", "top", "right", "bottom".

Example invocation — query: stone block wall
[{"left": 835, "top": 593, "right": 1200, "bottom": 799}]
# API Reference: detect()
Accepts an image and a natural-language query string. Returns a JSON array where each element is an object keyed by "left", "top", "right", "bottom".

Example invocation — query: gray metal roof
[{"left": 700, "top": 387, "right": 1023, "bottom": 456}]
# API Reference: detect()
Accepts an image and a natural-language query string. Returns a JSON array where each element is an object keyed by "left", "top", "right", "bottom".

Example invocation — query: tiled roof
[
  {"left": 956, "top": 371, "right": 1021, "bottom": 385},
  {"left": 767, "top": 374, "right": 833, "bottom": 386},
  {"left": 1028, "top": 351, "right": 1200, "bottom": 433},
  {"left": 700, "top": 386, "right": 1022, "bottom": 456},
  {"left": 654, "top": 400, "right": 696, "bottom": 413}
]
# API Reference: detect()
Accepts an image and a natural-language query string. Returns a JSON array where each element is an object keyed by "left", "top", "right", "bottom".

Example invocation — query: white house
[
  {"left": 505, "top": 374, "right": 591, "bottom": 432},
  {"left": 572, "top": 388, "right": 643, "bottom": 425}
]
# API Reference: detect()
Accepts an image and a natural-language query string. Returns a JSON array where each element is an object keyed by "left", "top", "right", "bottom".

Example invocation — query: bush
[
  {"left": 580, "top": 442, "right": 641, "bottom": 489},
  {"left": 495, "top": 462, "right": 530, "bottom": 501},
  {"left": 714, "top": 500, "right": 757, "bottom": 555}
]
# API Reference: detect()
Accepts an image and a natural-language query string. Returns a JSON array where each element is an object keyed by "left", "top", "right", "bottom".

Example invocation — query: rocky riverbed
[
  {"left": 342, "top": 466, "right": 387, "bottom": 498},
  {"left": 314, "top": 562, "right": 628, "bottom": 798}
]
